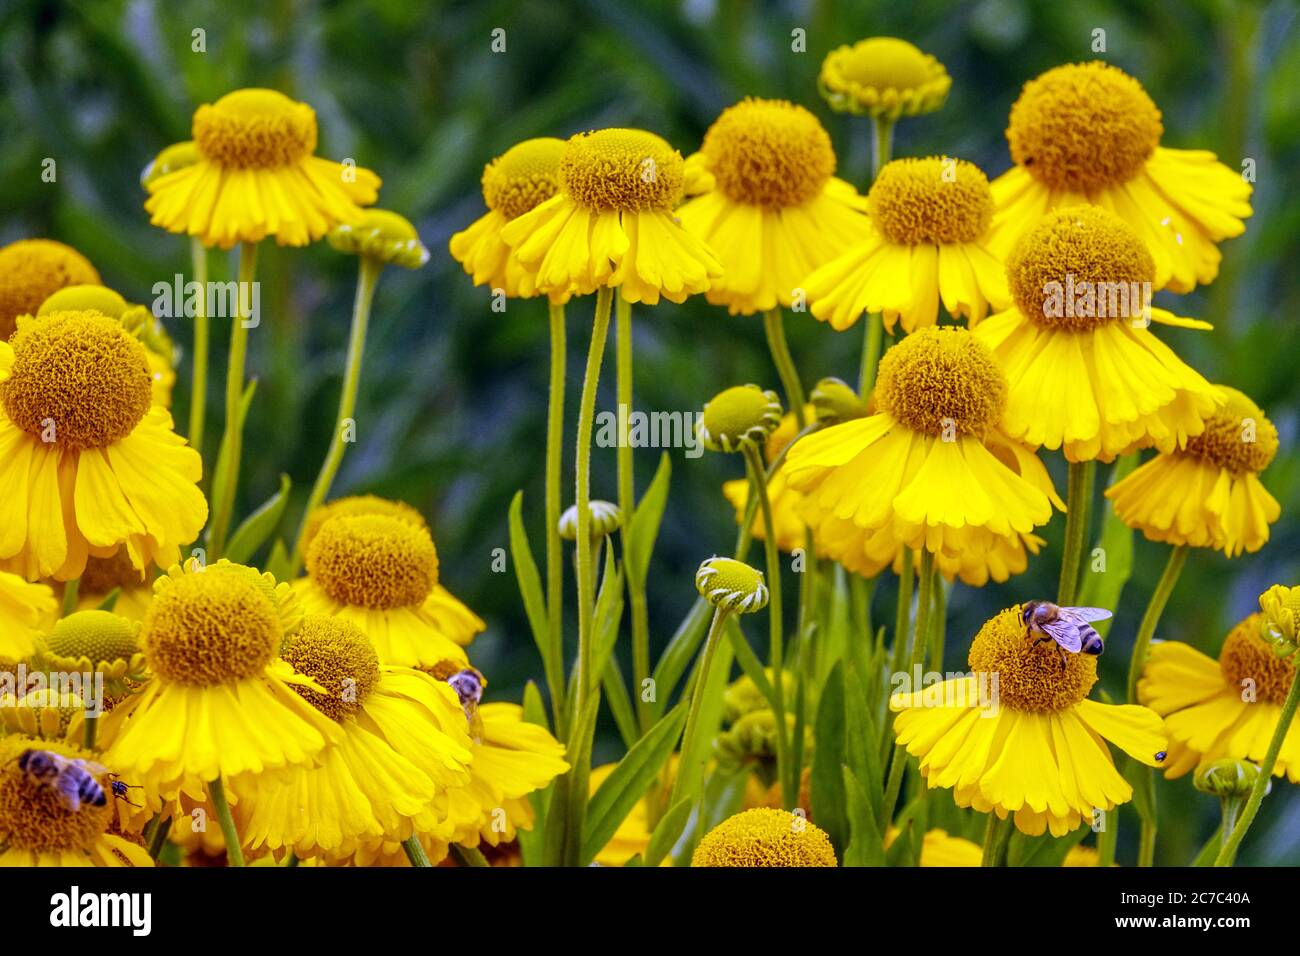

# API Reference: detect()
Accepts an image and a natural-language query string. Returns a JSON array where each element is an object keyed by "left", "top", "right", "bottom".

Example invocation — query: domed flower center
[
  {"left": 695, "top": 557, "right": 769, "bottom": 614},
  {"left": 328, "top": 209, "right": 429, "bottom": 268},
  {"left": 868, "top": 158, "right": 993, "bottom": 245},
  {"left": 691, "top": 807, "right": 837, "bottom": 867},
  {"left": 43, "top": 611, "right": 139, "bottom": 666},
  {"left": 967, "top": 606, "right": 1098, "bottom": 712},
  {"left": 699, "top": 384, "right": 782, "bottom": 453},
  {"left": 282, "top": 616, "right": 381, "bottom": 721},
  {"left": 141, "top": 572, "right": 281, "bottom": 686},
  {"left": 38, "top": 284, "right": 128, "bottom": 319},
  {"left": 192, "top": 89, "right": 318, "bottom": 168},
  {"left": 830, "top": 37, "right": 943, "bottom": 92},
  {"left": 874, "top": 327, "right": 1006, "bottom": 436},
  {"left": 482, "top": 137, "right": 567, "bottom": 221},
  {"left": 560, "top": 128, "right": 685, "bottom": 212},
  {"left": 1007, "top": 61, "right": 1163, "bottom": 193},
  {"left": 307, "top": 513, "right": 439, "bottom": 610},
  {"left": 700, "top": 99, "right": 835, "bottom": 208},
  {"left": 0, "top": 738, "right": 112, "bottom": 853},
  {"left": 1007, "top": 206, "right": 1154, "bottom": 331},
  {"left": 1183, "top": 388, "right": 1277, "bottom": 475},
  {"left": 78, "top": 550, "right": 148, "bottom": 596},
  {"left": 1219, "top": 613, "right": 1295, "bottom": 706},
  {"left": 301, "top": 495, "right": 428, "bottom": 557},
  {"left": 1, "top": 310, "right": 153, "bottom": 450},
  {"left": 0, "top": 239, "right": 100, "bottom": 340}
]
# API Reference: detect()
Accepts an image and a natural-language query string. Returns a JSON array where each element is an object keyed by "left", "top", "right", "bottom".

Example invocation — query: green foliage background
[{"left": 2, "top": 0, "right": 1297, "bottom": 864}]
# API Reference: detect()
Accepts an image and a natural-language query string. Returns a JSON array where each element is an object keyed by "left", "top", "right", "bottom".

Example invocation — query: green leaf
[
  {"left": 1124, "top": 758, "right": 1157, "bottom": 827},
  {"left": 602, "top": 654, "right": 639, "bottom": 750},
  {"left": 263, "top": 539, "right": 292, "bottom": 584},
  {"left": 1078, "top": 453, "right": 1139, "bottom": 636},
  {"left": 643, "top": 797, "right": 692, "bottom": 868},
  {"left": 521, "top": 679, "right": 550, "bottom": 731},
  {"left": 811, "top": 661, "right": 849, "bottom": 854},
  {"left": 591, "top": 544, "right": 625, "bottom": 680},
  {"left": 580, "top": 701, "right": 688, "bottom": 865},
  {"left": 508, "top": 490, "right": 551, "bottom": 673},
  {"left": 517, "top": 681, "right": 551, "bottom": 867},
  {"left": 207, "top": 380, "right": 257, "bottom": 536},
  {"left": 841, "top": 766, "right": 884, "bottom": 866},
  {"left": 1191, "top": 824, "right": 1224, "bottom": 866},
  {"left": 94, "top": 587, "right": 121, "bottom": 613},
  {"left": 1009, "top": 825, "right": 1089, "bottom": 867},
  {"left": 625, "top": 453, "right": 670, "bottom": 588},
  {"left": 621, "top": 854, "right": 644, "bottom": 867},
  {"left": 672, "top": 636, "right": 734, "bottom": 809},
  {"left": 726, "top": 619, "right": 776, "bottom": 706},
  {"left": 224, "top": 473, "right": 291, "bottom": 565},
  {"left": 650, "top": 598, "right": 710, "bottom": 717}
]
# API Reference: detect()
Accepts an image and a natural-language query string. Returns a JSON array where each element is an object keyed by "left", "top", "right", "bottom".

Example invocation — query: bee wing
[
  {"left": 1064, "top": 606, "right": 1113, "bottom": 624},
  {"left": 55, "top": 773, "right": 83, "bottom": 812},
  {"left": 78, "top": 759, "right": 109, "bottom": 777},
  {"left": 1041, "top": 619, "right": 1084, "bottom": 652}
]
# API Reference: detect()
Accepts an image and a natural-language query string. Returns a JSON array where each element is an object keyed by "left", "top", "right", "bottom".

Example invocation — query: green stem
[
  {"left": 545, "top": 301, "right": 568, "bottom": 734},
  {"left": 763, "top": 308, "right": 806, "bottom": 429},
  {"left": 616, "top": 293, "right": 651, "bottom": 735},
  {"left": 208, "top": 778, "right": 244, "bottom": 867},
  {"left": 882, "top": 549, "right": 933, "bottom": 821},
  {"left": 928, "top": 572, "right": 947, "bottom": 671},
  {"left": 1097, "top": 808, "right": 1118, "bottom": 867},
  {"left": 1127, "top": 545, "right": 1187, "bottom": 704},
  {"left": 450, "top": 843, "right": 490, "bottom": 867},
  {"left": 146, "top": 815, "right": 172, "bottom": 860},
  {"left": 882, "top": 553, "right": 915, "bottom": 763},
  {"left": 188, "top": 236, "right": 210, "bottom": 454},
  {"left": 1057, "top": 460, "right": 1096, "bottom": 605},
  {"left": 82, "top": 714, "right": 97, "bottom": 750},
  {"left": 402, "top": 835, "right": 432, "bottom": 867},
  {"left": 668, "top": 607, "right": 732, "bottom": 808},
  {"left": 1214, "top": 667, "right": 1300, "bottom": 865},
  {"left": 871, "top": 116, "right": 894, "bottom": 180},
  {"left": 981, "top": 814, "right": 1012, "bottom": 867},
  {"left": 60, "top": 577, "right": 80, "bottom": 618},
  {"left": 858, "top": 314, "right": 883, "bottom": 398}
]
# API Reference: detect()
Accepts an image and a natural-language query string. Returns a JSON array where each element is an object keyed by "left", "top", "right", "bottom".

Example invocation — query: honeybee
[
  {"left": 17, "top": 749, "right": 110, "bottom": 813},
  {"left": 1022, "top": 601, "right": 1110, "bottom": 670},
  {"left": 446, "top": 668, "right": 486, "bottom": 745}
]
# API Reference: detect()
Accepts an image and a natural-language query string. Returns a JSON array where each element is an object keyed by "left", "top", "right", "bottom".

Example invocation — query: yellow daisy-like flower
[
  {"left": 973, "top": 206, "right": 1220, "bottom": 462},
  {"left": 1139, "top": 613, "right": 1299, "bottom": 782},
  {"left": 885, "top": 826, "right": 982, "bottom": 866},
  {"left": 294, "top": 507, "right": 483, "bottom": 668},
  {"left": 0, "top": 736, "right": 152, "bottom": 866},
  {"left": 0, "top": 570, "right": 56, "bottom": 657},
  {"left": 691, "top": 807, "right": 837, "bottom": 867},
  {"left": 988, "top": 61, "right": 1251, "bottom": 293},
  {"left": 500, "top": 128, "right": 722, "bottom": 304},
  {"left": 804, "top": 157, "right": 1008, "bottom": 333},
  {"left": 0, "top": 687, "right": 89, "bottom": 741},
  {"left": 329, "top": 208, "right": 429, "bottom": 269},
  {"left": 102, "top": 560, "right": 341, "bottom": 802},
  {"left": 677, "top": 98, "right": 868, "bottom": 315},
  {"left": 1106, "top": 386, "right": 1280, "bottom": 556},
  {"left": 0, "top": 238, "right": 99, "bottom": 340},
  {"left": 818, "top": 37, "right": 951, "bottom": 120},
  {"left": 59, "top": 551, "right": 155, "bottom": 622},
  {"left": 892, "top": 606, "right": 1168, "bottom": 836},
  {"left": 144, "top": 88, "right": 381, "bottom": 249},
  {"left": 449, "top": 137, "right": 569, "bottom": 301},
  {"left": 784, "top": 327, "right": 1058, "bottom": 569},
  {"left": 0, "top": 310, "right": 207, "bottom": 581}
]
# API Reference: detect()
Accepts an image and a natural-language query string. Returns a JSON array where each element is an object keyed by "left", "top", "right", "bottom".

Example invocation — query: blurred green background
[{"left": 2, "top": 0, "right": 1297, "bottom": 864}]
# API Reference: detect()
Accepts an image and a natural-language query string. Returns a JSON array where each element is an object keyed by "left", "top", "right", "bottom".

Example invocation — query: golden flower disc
[
  {"left": 1219, "top": 613, "right": 1295, "bottom": 706},
  {"left": 282, "top": 616, "right": 381, "bottom": 721},
  {"left": 43, "top": 610, "right": 139, "bottom": 666},
  {"left": 968, "top": 606, "right": 1098, "bottom": 712},
  {"left": 300, "top": 495, "right": 428, "bottom": 556},
  {"left": 700, "top": 98, "right": 835, "bottom": 208},
  {"left": 306, "top": 513, "right": 439, "bottom": 610},
  {"left": 140, "top": 140, "right": 200, "bottom": 187},
  {"left": 560, "top": 128, "right": 685, "bottom": 212},
  {"left": 2, "top": 310, "right": 153, "bottom": 450},
  {"left": 482, "top": 137, "right": 567, "bottom": 221},
  {"left": 1008, "top": 62, "right": 1162, "bottom": 194},
  {"left": 691, "top": 807, "right": 836, "bottom": 867},
  {"left": 699, "top": 384, "right": 783, "bottom": 453},
  {"left": 38, "top": 284, "right": 129, "bottom": 319},
  {"left": 0, "top": 737, "right": 112, "bottom": 853},
  {"left": 868, "top": 157, "right": 992, "bottom": 245},
  {"left": 819, "top": 37, "right": 951, "bottom": 119},
  {"left": 1006, "top": 206, "right": 1153, "bottom": 330},
  {"left": 874, "top": 326, "right": 1005, "bottom": 436},
  {"left": 1183, "top": 387, "right": 1277, "bottom": 475},
  {"left": 192, "top": 88, "right": 318, "bottom": 168},
  {"left": 0, "top": 239, "right": 100, "bottom": 339}
]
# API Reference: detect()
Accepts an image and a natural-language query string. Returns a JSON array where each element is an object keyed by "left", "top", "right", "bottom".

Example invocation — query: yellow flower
[
  {"left": 885, "top": 826, "right": 983, "bottom": 866},
  {"left": 677, "top": 98, "right": 868, "bottom": 315},
  {"left": 1138, "top": 613, "right": 1298, "bottom": 782},
  {"left": 818, "top": 37, "right": 951, "bottom": 120},
  {"left": 784, "top": 327, "right": 1059, "bottom": 570},
  {"left": 144, "top": 88, "right": 381, "bottom": 249},
  {"left": 0, "top": 310, "right": 207, "bottom": 581},
  {"left": 973, "top": 206, "right": 1220, "bottom": 462},
  {"left": 501, "top": 128, "right": 722, "bottom": 304},
  {"left": 33, "top": 610, "right": 146, "bottom": 692},
  {"left": 805, "top": 157, "right": 1008, "bottom": 333},
  {"left": 691, "top": 807, "right": 837, "bottom": 867},
  {"left": 892, "top": 606, "right": 1168, "bottom": 836},
  {"left": 0, "top": 736, "right": 152, "bottom": 866},
  {"left": 1106, "top": 387, "right": 1280, "bottom": 556},
  {"left": 294, "top": 504, "right": 483, "bottom": 668},
  {"left": 988, "top": 61, "right": 1251, "bottom": 293},
  {"left": 59, "top": 551, "right": 155, "bottom": 622},
  {"left": 329, "top": 208, "right": 429, "bottom": 269},
  {"left": 450, "top": 137, "right": 570, "bottom": 301},
  {"left": 0, "top": 570, "right": 56, "bottom": 658},
  {"left": 0, "top": 238, "right": 99, "bottom": 339},
  {"left": 1259, "top": 585, "right": 1300, "bottom": 657}
]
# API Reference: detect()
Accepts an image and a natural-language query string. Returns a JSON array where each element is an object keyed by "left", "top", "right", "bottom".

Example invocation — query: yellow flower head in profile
[
  {"left": 500, "top": 128, "right": 722, "bottom": 304},
  {"left": 818, "top": 37, "right": 951, "bottom": 120},
  {"left": 695, "top": 556, "right": 769, "bottom": 614},
  {"left": 1139, "top": 612, "right": 1298, "bottom": 782},
  {"left": 893, "top": 606, "right": 1168, "bottom": 836},
  {"left": 677, "top": 98, "right": 868, "bottom": 315},
  {"left": 0, "top": 309, "right": 207, "bottom": 582},
  {"left": 697, "top": 383, "right": 783, "bottom": 453},
  {"left": 784, "top": 327, "right": 1060, "bottom": 574},
  {"left": 1259, "top": 585, "right": 1300, "bottom": 658},
  {"left": 295, "top": 500, "right": 483, "bottom": 668},
  {"left": 973, "top": 206, "right": 1220, "bottom": 462},
  {"left": 0, "top": 570, "right": 56, "bottom": 658},
  {"left": 558, "top": 499, "right": 623, "bottom": 542},
  {"left": 988, "top": 61, "right": 1251, "bottom": 293},
  {"left": 691, "top": 807, "right": 837, "bottom": 867},
  {"left": 450, "top": 137, "right": 569, "bottom": 301},
  {"left": 805, "top": 157, "right": 1009, "bottom": 333},
  {"left": 144, "top": 88, "right": 381, "bottom": 249},
  {"left": 0, "top": 238, "right": 99, "bottom": 339},
  {"left": 329, "top": 208, "right": 429, "bottom": 269},
  {"left": 34, "top": 609, "right": 145, "bottom": 691},
  {"left": 0, "top": 736, "right": 152, "bottom": 866},
  {"left": 1106, "top": 386, "right": 1280, "bottom": 556}
]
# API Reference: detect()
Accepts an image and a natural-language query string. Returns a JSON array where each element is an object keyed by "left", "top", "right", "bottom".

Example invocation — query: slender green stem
[
  {"left": 871, "top": 116, "right": 894, "bottom": 180},
  {"left": 545, "top": 301, "right": 568, "bottom": 734},
  {"left": 981, "top": 814, "right": 1013, "bottom": 867},
  {"left": 291, "top": 256, "right": 383, "bottom": 575},
  {"left": 858, "top": 314, "right": 884, "bottom": 397},
  {"left": 882, "top": 549, "right": 933, "bottom": 821},
  {"left": 928, "top": 572, "right": 947, "bottom": 671},
  {"left": 1218, "top": 797, "right": 1242, "bottom": 856},
  {"left": 763, "top": 308, "right": 806, "bottom": 429},
  {"left": 146, "top": 815, "right": 172, "bottom": 860},
  {"left": 82, "top": 714, "right": 97, "bottom": 750},
  {"left": 1128, "top": 546, "right": 1187, "bottom": 704},
  {"left": 616, "top": 293, "right": 651, "bottom": 735},
  {"left": 60, "top": 577, "right": 80, "bottom": 618},
  {"left": 1057, "top": 460, "right": 1096, "bottom": 605},
  {"left": 1215, "top": 667, "right": 1300, "bottom": 865},
  {"left": 1097, "top": 808, "right": 1118, "bottom": 867},
  {"left": 893, "top": 555, "right": 914, "bottom": 672},
  {"left": 450, "top": 843, "right": 490, "bottom": 867},
  {"left": 208, "top": 778, "right": 244, "bottom": 867},
  {"left": 402, "top": 835, "right": 432, "bottom": 867},
  {"left": 188, "top": 237, "right": 210, "bottom": 453},
  {"left": 668, "top": 607, "right": 732, "bottom": 808}
]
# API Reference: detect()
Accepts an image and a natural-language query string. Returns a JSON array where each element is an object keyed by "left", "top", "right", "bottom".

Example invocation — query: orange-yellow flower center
[
  {"left": 0, "top": 737, "right": 113, "bottom": 853},
  {"left": 482, "top": 137, "right": 567, "bottom": 221},
  {"left": 300, "top": 495, "right": 428, "bottom": 558},
  {"left": 691, "top": 807, "right": 837, "bottom": 867},
  {"left": 967, "top": 606, "right": 1098, "bottom": 712},
  {"left": 1183, "top": 387, "right": 1277, "bottom": 475},
  {"left": 700, "top": 98, "right": 835, "bottom": 208},
  {"left": 1218, "top": 613, "right": 1295, "bottom": 706},
  {"left": 192, "top": 88, "right": 318, "bottom": 168},
  {"left": 282, "top": 616, "right": 381, "bottom": 721},
  {"left": 41, "top": 610, "right": 139, "bottom": 667},
  {"left": 873, "top": 326, "right": 1006, "bottom": 436},
  {"left": 2, "top": 310, "right": 153, "bottom": 450},
  {"left": 1006, "top": 206, "right": 1154, "bottom": 331},
  {"left": 868, "top": 157, "right": 993, "bottom": 246},
  {"left": 307, "top": 513, "right": 439, "bottom": 610},
  {"left": 560, "top": 128, "right": 685, "bottom": 212},
  {"left": 0, "top": 239, "right": 100, "bottom": 340}
]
